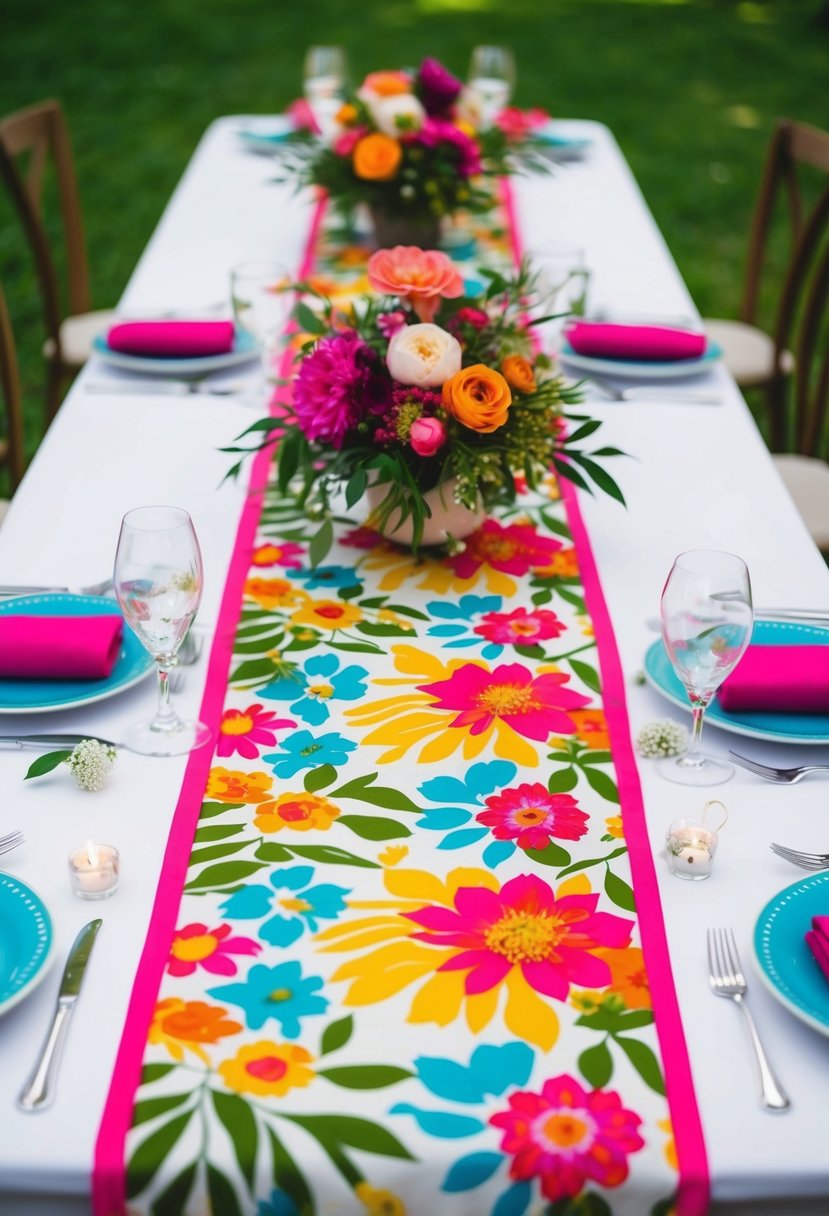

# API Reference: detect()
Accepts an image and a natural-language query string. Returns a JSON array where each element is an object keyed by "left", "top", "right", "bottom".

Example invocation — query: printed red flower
[
  {"left": 476, "top": 783, "right": 588, "bottom": 850},
  {"left": 449, "top": 519, "right": 563, "bottom": 578},
  {"left": 251, "top": 541, "right": 305, "bottom": 569},
  {"left": 474, "top": 607, "right": 566, "bottom": 646},
  {"left": 168, "top": 923, "right": 261, "bottom": 978}
]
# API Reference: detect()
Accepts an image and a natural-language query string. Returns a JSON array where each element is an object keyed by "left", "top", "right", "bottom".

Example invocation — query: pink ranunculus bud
[
  {"left": 409, "top": 416, "right": 447, "bottom": 456},
  {"left": 377, "top": 310, "right": 408, "bottom": 339}
]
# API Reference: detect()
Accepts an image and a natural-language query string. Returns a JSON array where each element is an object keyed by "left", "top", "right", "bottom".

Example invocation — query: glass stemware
[
  {"left": 114, "top": 506, "right": 211, "bottom": 756},
  {"left": 468, "top": 45, "right": 516, "bottom": 127},
  {"left": 303, "top": 45, "right": 348, "bottom": 140},
  {"left": 230, "top": 261, "right": 292, "bottom": 386},
  {"left": 658, "top": 549, "right": 753, "bottom": 786}
]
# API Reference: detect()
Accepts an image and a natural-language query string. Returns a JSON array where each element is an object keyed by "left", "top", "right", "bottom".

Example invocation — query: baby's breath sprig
[
  {"left": 636, "top": 720, "right": 688, "bottom": 759},
  {"left": 25, "top": 738, "right": 117, "bottom": 792}
]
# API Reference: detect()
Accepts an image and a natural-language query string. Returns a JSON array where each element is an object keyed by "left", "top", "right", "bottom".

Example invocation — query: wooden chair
[
  {"left": 0, "top": 99, "right": 114, "bottom": 420},
  {"left": 0, "top": 281, "right": 26, "bottom": 522}
]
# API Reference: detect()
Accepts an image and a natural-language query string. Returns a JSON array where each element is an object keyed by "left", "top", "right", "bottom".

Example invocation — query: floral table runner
[{"left": 94, "top": 194, "right": 708, "bottom": 1216}]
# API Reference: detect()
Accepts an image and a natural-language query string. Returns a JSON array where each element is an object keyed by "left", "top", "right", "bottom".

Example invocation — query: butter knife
[
  {"left": 0, "top": 734, "right": 119, "bottom": 750},
  {"left": 18, "top": 919, "right": 103, "bottom": 1112}
]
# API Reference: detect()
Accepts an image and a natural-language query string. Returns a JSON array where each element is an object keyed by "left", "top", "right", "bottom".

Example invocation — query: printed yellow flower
[
  {"left": 533, "top": 547, "right": 579, "bottom": 579},
  {"left": 206, "top": 767, "right": 273, "bottom": 804},
  {"left": 148, "top": 998, "right": 242, "bottom": 1064},
  {"left": 355, "top": 1182, "right": 407, "bottom": 1215},
  {"left": 355, "top": 546, "right": 518, "bottom": 597},
  {"left": 379, "top": 845, "right": 409, "bottom": 866},
  {"left": 658, "top": 1118, "right": 678, "bottom": 1171},
  {"left": 291, "top": 598, "right": 364, "bottom": 632},
  {"left": 217, "top": 1040, "right": 315, "bottom": 1097},
  {"left": 605, "top": 815, "right": 624, "bottom": 839},
  {"left": 253, "top": 791, "right": 341, "bottom": 834}
]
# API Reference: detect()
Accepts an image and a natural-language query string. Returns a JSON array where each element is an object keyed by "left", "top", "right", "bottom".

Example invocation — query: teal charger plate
[
  {"left": 754, "top": 874, "right": 829, "bottom": 1038},
  {"left": 92, "top": 326, "right": 259, "bottom": 376},
  {"left": 643, "top": 618, "right": 829, "bottom": 745},
  {"left": 559, "top": 338, "right": 722, "bottom": 380},
  {"left": 0, "top": 593, "right": 153, "bottom": 714},
  {"left": 0, "top": 873, "right": 54, "bottom": 1015}
]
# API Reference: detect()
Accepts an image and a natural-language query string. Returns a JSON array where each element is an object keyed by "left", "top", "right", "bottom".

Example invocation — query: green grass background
[{"left": 1, "top": 0, "right": 828, "bottom": 485}]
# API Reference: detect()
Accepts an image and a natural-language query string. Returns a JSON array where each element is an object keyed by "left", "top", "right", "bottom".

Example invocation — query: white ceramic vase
[{"left": 364, "top": 476, "right": 486, "bottom": 547}]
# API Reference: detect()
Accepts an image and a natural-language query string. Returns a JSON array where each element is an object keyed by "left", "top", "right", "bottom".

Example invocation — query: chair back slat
[{"left": 0, "top": 283, "right": 26, "bottom": 491}]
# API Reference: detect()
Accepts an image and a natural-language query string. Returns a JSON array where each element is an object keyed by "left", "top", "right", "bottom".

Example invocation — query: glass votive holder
[
  {"left": 665, "top": 818, "right": 718, "bottom": 881},
  {"left": 68, "top": 841, "right": 120, "bottom": 900}
]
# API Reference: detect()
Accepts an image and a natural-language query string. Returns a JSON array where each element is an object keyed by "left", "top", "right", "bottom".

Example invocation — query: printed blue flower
[
  {"left": 288, "top": 564, "right": 362, "bottom": 590},
  {"left": 219, "top": 865, "right": 350, "bottom": 947},
  {"left": 258, "top": 653, "right": 368, "bottom": 725},
  {"left": 415, "top": 1043, "right": 534, "bottom": 1105},
  {"left": 425, "top": 594, "right": 503, "bottom": 658},
  {"left": 207, "top": 960, "right": 328, "bottom": 1037},
  {"left": 256, "top": 1189, "right": 300, "bottom": 1216},
  {"left": 416, "top": 760, "right": 518, "bottom": 864},
  {"left": 263, "top": 729, "right": 357, "bottom": 777}
]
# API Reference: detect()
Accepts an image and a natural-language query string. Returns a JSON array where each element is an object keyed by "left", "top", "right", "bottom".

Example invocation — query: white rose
[
  {"left": 386, "top": 323, "right": 462, "bottom": 387},
  {"left": 366, "top": 93, "right": 426, "bottom": 137}
]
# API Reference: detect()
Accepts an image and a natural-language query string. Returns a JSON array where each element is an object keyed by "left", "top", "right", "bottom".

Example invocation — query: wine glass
[
  {"left": 114, "top": 506, "right": 211, "bottom": 756},
  {"left": 525, "top": 244, "right": 590, "bottom": 351},
  {"left": 468, "top": 45, "right": 516, "bottom": 127},
  {"left": 658, "top": 549, "right": 753, "bottom": 785},
  {"left": 303, "top": 45, "right": 348, "bottom": 140},
  {"left": 230, "top": 261, "right": 292, "bottom": 385}
]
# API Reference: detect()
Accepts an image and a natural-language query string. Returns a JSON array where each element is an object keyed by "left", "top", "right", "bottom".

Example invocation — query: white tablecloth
[{"left": 1, "top": 117, "right": 828, "bottom": 1214}]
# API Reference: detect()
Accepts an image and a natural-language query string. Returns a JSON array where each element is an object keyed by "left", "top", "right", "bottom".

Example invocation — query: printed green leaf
[
  {"left": 183, "top": 860, "right": 267, "bottom": 891},
  {"left": 24, "top": 750, "right": 71, "bottom": 779},
  {"left": 141, "top": 1063, "right": 177, "bottom": 1084},
  {"left": 513, "top": 643, "right": 547, "bottom": 660},
  {"left": 332, "top": 775, "right": 420, "bottom": 813},
  {"left": 578, "top": 750, "right": 613, "bottom": 766},
  {"left": 266, "top": 1126, "right": 314, "bottom": 1216},
  {"left": 337, "top": 814, "right": 411, "bottom": 841},
  {"left": 254, "top": 842, "right": 294, "bottom": 863},
  {"left": 126, "top": 1110, "right": 194, "bottom": 1198},
  {"left": 547, "top": 766, "right": 578, "bottom": 793},
  {"left": 200, "top": 801, "right": 244, "bottom": 818},
  {"left": 575, "top": 1007, "right": 653, "bottom": 1034},
  {"left": 578, "top": 1041, "right": 613, "bottom": 1089},
  {"left": 524, "top": 841, "right": 571, "bottom": 868},
  {"left": 304, "top": 764, "right": 338, "bottom": 792},
  {"left": 327, "top": 640, "right": 385, "bottom": 654},
  {"left": 531, "top": 588, "right": 553, "bottom": 606},
  {"left": 316, "top": 1065, "right": 413, "bottom": 1089},
  {"left": 193, "top": 823, "right": 245, "bottom": 843},
  {"left": 320, "top": 1014, "right": 354, "bottom": 1056},
  {"left": 132, "top": 1093, "right": 193, "bottom": 1127},
  {"left": 212, "top": 1090, "right": 258, "bottom": 1191},
  {"left": 569, "top": 658, "right": 602, "bottom": 693},
  {"left": 356, "top": 621, "right": 417, "bottom": 637},
  {"left": 614, "top": 1036, "right": 666, "bottom": 1095},
  {"left": 188, "top": 839, "right": 252, "bottom": 868},
  {"left": 604, "top": 867, "right": 636, "bottom": 911},
  {"left": 150, "top": 1162, "right": 197, "bottom": 1216},
  {"left": 230, "top": 658, "right": 278, "bottom": 684},
  {"left": 555, "top": 845, "right": 627, "bottom": 880},
  {"left": 582, "top": 765, "right": 620, "bottom": 804},
  {"left": 207, "top": 1164, "right": 244, "bottom": 1216},
  {"left": 286, "top": 844, "right": 380, "bottom": 868},
  {"left": 285, "top": 1114, "right": 415, "bottom": 1160},
  {"left": 233, "top": 634, "right": 284, "bottom": 655}
]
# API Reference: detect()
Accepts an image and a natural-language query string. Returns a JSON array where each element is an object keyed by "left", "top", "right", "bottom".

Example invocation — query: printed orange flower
[
  {"left": 569, "top": 708, "right": 610, "bottom": 750},
  {"left": 253, "top": 790, "right": 341, "bottom": 834},
  {"left": 250, "top": 542, "right": 304, "bottom": 569},
  {"left": 243, "top": 576, "right": 299, "bottom": 610},
  {"left": 442, "top": 364, "right": 512, "bottom": 433},
  {"left": 290, "top": 598, "right": 364, "bottom": 632},
  {"left": 501, "top": 353, "right": 537, "bottom": 393},
  {"left": 148, "top": 998, "right": 242, "bottom": 1063},
  {"left": 353, "top": 133, "right": 402, "bottom": 181},
  {"left": 595, "top": 946, "right": 651, "bottom": 1010},
  {"left": 205, "top": 766, "right": 273, "bottom": 804},
  {"left": 355, "top": 1182, "right": 406, "bottom": 1215},
  {"left": 367, "top": 247, "right": 464, "bottom": 323},
  {"left": 534, "top": 546, "right": 580, "bottom": 578},
  {"left": 217, "top": 1040, "right": 315, "bottom": 1097}
]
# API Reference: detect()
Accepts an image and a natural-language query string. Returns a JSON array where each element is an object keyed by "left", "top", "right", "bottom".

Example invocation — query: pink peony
[
  {"left": 292, "top": 331, "right": 376, "bottom": 447},
  {"left": 415, "top": 117, "right": 482, "bottom": 177},
  {"left": 368, "top": 246, "right": 465, "bottom": 323},
  {"left": 409, "top": 416, "right": 446, "bottom": 456},
  {"left": 416, "top": 57, "right": 463, "bottom": 115}
]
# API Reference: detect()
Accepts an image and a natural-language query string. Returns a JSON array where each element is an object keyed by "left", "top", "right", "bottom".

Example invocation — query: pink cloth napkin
[
  {"left": 0, "top": 615, "right": 123, "bottom": 680},
  {"left": 106, "top": 320, "right": 235, "bottom": 358},
  {"left": 806, "top": 915, "right": 829, "bottom": 983},
  {"left": 717, "top": 645, "right": 829, "bottom": 712},
  {"left": 564, "top": 320, "right": 707, "bottom": 361}
]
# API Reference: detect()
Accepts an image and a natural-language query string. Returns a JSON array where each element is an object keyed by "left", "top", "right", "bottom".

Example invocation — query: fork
[
  {"left": 583, "top": 373, "right": 720, "bottom": 405},
  {"left": 728, "top": 751, "right": 829, "bottom": 784},
  {"left": 0, "top": 830, "right": 24, "bottom": 857},
  {"left": 769, "top": 843, "right": 829, "bottom": 871},
  {"left": 0, "top": 578, "right": 114, "bottom": 598},
  {"left": 706, "top": 928, "right": 790, "bottom": 1111}
]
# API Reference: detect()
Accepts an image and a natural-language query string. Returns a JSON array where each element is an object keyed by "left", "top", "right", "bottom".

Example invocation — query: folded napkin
[
  {"left": 718, "top": 645, "right": 829, "bottom": 713},
  {"left": 806, "top": 915, "right": 829, "bottom": 983},
  {"left": 106, "top": 320, "right": 235, "bottom": 358},
  {"left": 564, "top": 320, "right": 707, "bottom": 362},
  {"left": 0, "top": 615, "right": 123, "bottom": 680}
]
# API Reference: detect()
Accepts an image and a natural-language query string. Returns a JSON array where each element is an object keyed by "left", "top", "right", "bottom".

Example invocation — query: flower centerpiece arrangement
[
  {"left": 228, "top": 246, "right": 624, "bottom": 564},
  {"left": 276, "top": 57, "right": 551, "bottom": 247}
]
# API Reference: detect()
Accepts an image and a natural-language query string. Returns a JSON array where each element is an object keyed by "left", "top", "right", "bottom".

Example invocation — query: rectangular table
[{"left": 1, "top": 116, "right": 828, "bottom": 1215}]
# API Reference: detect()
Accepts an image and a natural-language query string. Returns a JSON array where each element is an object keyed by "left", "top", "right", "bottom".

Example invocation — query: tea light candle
[
  {"left": 68, "top": 841, "right": 120, "bottom": 899},
  {"left": 665, "top": 819, "right": 718, "bottom": 881}
]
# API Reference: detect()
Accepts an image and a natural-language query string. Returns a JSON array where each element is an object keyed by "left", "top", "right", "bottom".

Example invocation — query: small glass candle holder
[
  {"left": 68, "top": 841, "right": 120, "bottom": 900},
  {"left": 665, "top": 801, "right": 728, "bottom": 882}
]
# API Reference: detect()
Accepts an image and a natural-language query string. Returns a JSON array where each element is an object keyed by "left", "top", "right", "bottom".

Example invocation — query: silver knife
[
  {"left": 18, "top": 919, "right": 103, "bottom": 1112},
  {"left": 0, "top": 734, "right": 120, "bottom": 750}
]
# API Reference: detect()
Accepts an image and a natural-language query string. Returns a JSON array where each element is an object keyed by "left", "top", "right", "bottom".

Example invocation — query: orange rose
[
  {"left": 353, "top": 133, "right": 402, "bottom": 181},
  {"left": 442, "top": 364, "right": 512, "bottom": 433},
  {"left": 501, "top": 353, "right": 537, "bottom": 394},
  {"left": 361, "top": 70, "right": 412, "bottom": 97}
]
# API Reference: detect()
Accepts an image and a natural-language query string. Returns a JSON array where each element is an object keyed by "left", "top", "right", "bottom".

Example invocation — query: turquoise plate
[
  {"left": 0, "top": 873, "right": 54, "bottom": 1015},
  {"left": 559, "top": 338, "right": 722, "bottom": 381},
  {"left": 0, "top": 594, "right": 153, "bottom": 714},
  {"left": 754, "top": 873, "right": 829, "bottom": 1037},
  {"left": 643, "top": 618, "right": 829, "bottom": 745},
  {"left": 92, "top": 326, "right": 259, "bottom": 376}
]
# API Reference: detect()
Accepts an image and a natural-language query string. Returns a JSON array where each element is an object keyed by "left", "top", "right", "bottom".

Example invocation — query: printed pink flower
[
  {"left": 495, "top": 105, "right": 550, "bottom": 141},
  {"left": 477, "top": 783, "right": 589, "bottom": 850},
  {"left": 417, "top": 661, "right": 591, "bottom": 741},
  {"left": 474, "top": 607, "right": 566, "bottom": 646},
  {"left": 367, "top": 246, "right": 464, "bottom": 323},
  {"left": 168, "top": 923, "right": 261, "bottom": 978},
  {"left": 490, "top": 1074, "right": 645, "bottom": 1201},
  {"left": 217, "top": 704, "right": 296, "bottom": 759},
  {"left": 292, "top": 331, "right": 378, "bottom": 447},
  {"left": 404, "top": 873, "right": 633, "bottom": 1000},
  {"left": 251, "top": 541, "right": 305, "bottom": 569},
  {"left": 449, "top": 519, "right": 563, "bottom": 578}
]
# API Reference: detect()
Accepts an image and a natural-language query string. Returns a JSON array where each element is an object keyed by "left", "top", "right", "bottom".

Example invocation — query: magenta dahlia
[{"left": 292, "top": 331, "right": 377, "bottom": 447}]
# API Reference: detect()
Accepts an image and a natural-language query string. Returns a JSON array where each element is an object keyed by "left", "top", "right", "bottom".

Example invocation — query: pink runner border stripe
[
  {"left": 503, "top": 175, "right": 709, "bottom": 1213},
  {"left": 92, "top": 198, "right": 327, "bottom": 1216}
]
